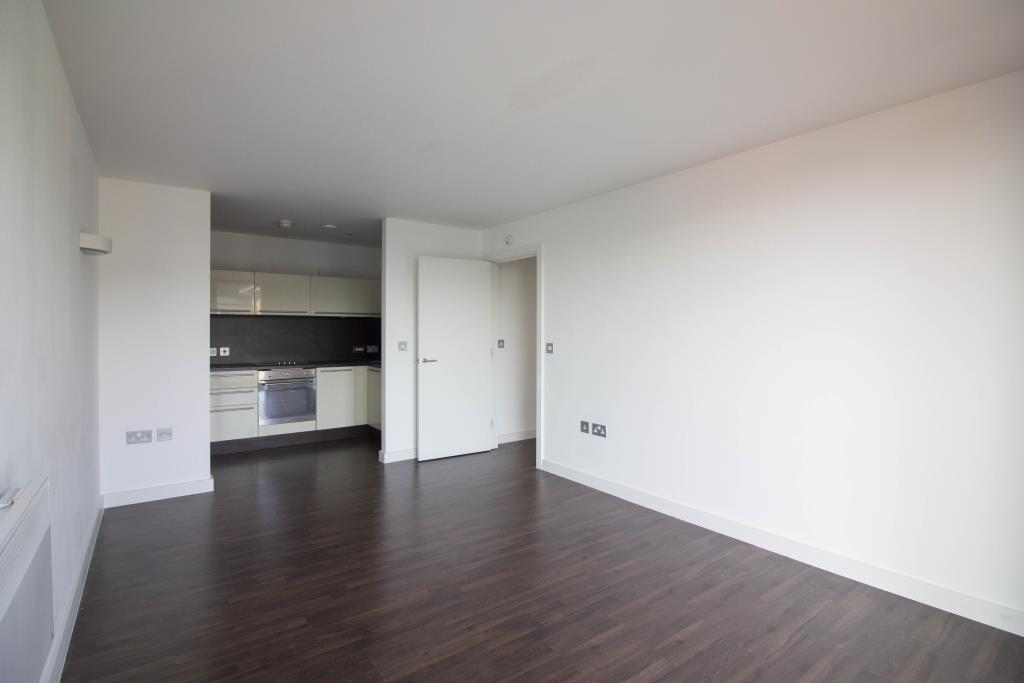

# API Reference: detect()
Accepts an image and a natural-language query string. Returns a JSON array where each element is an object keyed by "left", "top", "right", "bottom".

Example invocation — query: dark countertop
[{"left": 211, "top": 360, "right": 381, "bottom": 371}]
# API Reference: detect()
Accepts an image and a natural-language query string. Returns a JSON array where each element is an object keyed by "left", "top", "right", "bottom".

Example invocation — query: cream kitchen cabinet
[
  {"left": 354, "top": 366, "right": 368, "bottom": 425},
  {"left": 255, "top": 272, "right": 311, "bottom": 316},
  {"left": 210, "top": 370, "right": 258, "bottom": 441},
  {"left": 211, "top": 270, "right": 255, "bottom": 314},
  {"left": 310, "top": 276, "right": 381, "bottom": 316},
  {"left": 316, "top": 366, "right": 357, "bottom": 429},
  {"left": 367, "top": 367, "right": 381, "bottom": 430}
]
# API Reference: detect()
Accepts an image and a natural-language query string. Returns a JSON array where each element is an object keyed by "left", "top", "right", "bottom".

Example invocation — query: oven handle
[{"left": 259, "top": 379, "right": 316, "bottom": 386}]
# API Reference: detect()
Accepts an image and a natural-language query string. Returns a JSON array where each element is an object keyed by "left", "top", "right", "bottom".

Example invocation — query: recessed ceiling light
[
  {"left": 275, "top": 219, "right": 293, "bottom": 229},
  {"left": 321, "top": 223, "right": 337, "bottom": 230}
]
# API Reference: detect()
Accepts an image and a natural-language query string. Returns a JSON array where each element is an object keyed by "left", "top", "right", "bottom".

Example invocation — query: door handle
[{"left": 420, "top": 358, "right": 438, "bottom": 364}]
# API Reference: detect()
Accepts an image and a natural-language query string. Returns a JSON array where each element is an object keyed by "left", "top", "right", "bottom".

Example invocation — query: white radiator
[{"left": 0, "top": 480, "right": 53, "bottom": 683}]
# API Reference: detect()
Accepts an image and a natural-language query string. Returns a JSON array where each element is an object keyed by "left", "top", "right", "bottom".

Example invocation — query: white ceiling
[{"left": 44, "top": 1, "right": 1024, "bottom": 246}]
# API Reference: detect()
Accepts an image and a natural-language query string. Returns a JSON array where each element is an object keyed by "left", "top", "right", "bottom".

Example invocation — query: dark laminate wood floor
[{"left": 64, "top": 437, "right": 1023, "bottom": 682}]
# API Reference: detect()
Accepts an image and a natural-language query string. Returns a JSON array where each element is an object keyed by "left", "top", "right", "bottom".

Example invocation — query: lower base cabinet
[
  {"left": 211, "top": 366, "right": 381, "bottom": 443},
  {"left": 210, "top": 372, "right": 258, "bottom": 442},
  {"left": 367, "top": 367, "right": 381, "bottom": 430},
  {"left": 316, "top": 367, "right": 357, "bottom": 429}
]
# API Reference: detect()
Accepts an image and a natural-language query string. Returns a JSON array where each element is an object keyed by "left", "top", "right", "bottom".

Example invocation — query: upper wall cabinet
[
  {"left": 311, "top": 276, "right": 381, "bottom": 316},
  {"left": 255, "top": 272, "right": 311, "bottom": 316},
  {"left": 211, "top": 270, "right": 255, "bottom": 314}
]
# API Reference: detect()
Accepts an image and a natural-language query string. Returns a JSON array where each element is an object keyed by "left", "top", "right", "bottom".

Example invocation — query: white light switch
[
  {"left": 209, "top": 347, "right": 217, "bottom": 357},
  {"left": 219, "top": 347, "right": 230, "bottom": 356}
]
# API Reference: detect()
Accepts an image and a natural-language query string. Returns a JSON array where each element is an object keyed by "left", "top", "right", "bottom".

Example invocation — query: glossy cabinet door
[
  {"left": 210, "top": 405, "right": 258, "bottom": 441},
  {"left": 255, "top": 272, "right": 311, "bottom": 315},
  {"left": 316, "top": 367, "right": 357, "bottom": 429},
  {"left": 367, "top": 367, "right": 381, "bottom": 430},
  {"left": 211, "top": 270, "right": 255, "bottom": 314},
  {"left": 310, "top": 276, "right": 381, "bottom": 316},
  {"left": 354, "top": 366, "right": 368, "bottom": 425}
]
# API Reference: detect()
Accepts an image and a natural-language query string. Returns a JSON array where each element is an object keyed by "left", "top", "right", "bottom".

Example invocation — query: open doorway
[{"left": 494, "top": 257, "right": 537, "bottom": 447}]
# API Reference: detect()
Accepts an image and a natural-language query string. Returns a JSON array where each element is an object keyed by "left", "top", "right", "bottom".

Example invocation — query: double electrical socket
[
  {"left": 580, "top": 421, "right": 607, "bottom": 438},
  {"left": 126, "top": 430, "right": 152, "bottom": 445},
  {"left": 126, "top": 427, "right": 173, "bottom": 445}
]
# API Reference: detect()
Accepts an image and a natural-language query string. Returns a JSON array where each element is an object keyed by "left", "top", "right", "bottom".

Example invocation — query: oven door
[{"left": 258, "top": 379, "right": 317, "bottom": 426}]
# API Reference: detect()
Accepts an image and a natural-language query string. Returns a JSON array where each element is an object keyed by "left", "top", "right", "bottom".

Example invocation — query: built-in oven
[{"left": 258, "top": 368, "right": 317, "bottom": 426}]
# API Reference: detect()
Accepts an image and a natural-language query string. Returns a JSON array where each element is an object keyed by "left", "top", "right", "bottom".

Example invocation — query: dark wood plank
[{"left": 62, "top": 438, "right": 1024, "bottom": 682}]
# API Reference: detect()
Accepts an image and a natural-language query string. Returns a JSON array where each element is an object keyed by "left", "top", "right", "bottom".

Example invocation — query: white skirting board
[
  {"left": 102, "top": 477, "right": 214, "bottom": 509},
  {"left": 540, "top": 459, "right": 1024, "bottom": 638},
  {"left": 39, "top": 507, "right": 102, "bottom": 683},
  {"left": 498, "top": 429, "right": 535, "bottom": 444},
  {"left": 378, "top": 448, "right": 416, "bottom": 464}
]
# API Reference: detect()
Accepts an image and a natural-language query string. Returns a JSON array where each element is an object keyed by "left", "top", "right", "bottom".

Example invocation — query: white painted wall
[
  {"left": 0, "top": 0, "right": 101, "bottom": 674},
  {"left": 98, "top": 178, "right": 212, "bottom": 503},
  {"left": 496, "top": 258, "right": 536, "bottom": 442},
  {"left": 211, "top": 230, "right": 381, "bottom": 279},
  {"left": 483, "top": 72, "right": 1024, "bottom": 634},
  {"left": 381, "top": 218, "right": 483, "bottom": 459}
]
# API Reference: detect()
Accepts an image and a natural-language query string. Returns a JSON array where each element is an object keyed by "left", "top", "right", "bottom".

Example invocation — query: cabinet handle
[
  {"left": 259, "top": 309, "right": 308, "bottom": 314},
  {"left": 210, "top": 406, "right": 255, "bottom": 413},
  {"left": 210, "top": 389, "right": 256, "bottom": 395},
  {"left": 212, "top": 307, "right": 251, "bottom": 312},
  {"left": 319, "top": 368, "right": 353, "bottom": 373}
]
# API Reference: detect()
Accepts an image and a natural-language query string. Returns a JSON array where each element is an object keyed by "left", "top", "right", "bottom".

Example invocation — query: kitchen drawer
[
  {"left": 210, "top": 404, "right": 258, "bottom": 441},
  {"left": 210, "top": 370, "right": 258, "bottom": 390},
  {"left": 210, "top": 386, "right": 258, "bottom": 408}
]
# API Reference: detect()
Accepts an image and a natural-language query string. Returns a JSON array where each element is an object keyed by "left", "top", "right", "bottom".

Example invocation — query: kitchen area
[{"left": 209, "top": 266, "right": 382, "bottom": 454}]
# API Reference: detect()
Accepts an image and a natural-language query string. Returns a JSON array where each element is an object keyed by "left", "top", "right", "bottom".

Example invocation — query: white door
[{"left": 417, "top": 256, "right": 495, "bottom": 460}]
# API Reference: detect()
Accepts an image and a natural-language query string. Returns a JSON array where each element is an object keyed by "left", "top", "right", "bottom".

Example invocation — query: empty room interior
[{"left": 3, "top": 0, "right": 1024, "bottom": 680}]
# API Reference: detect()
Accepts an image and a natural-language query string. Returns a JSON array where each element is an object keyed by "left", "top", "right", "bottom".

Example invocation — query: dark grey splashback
[{"left": 211, "top": 315, "right": 381, "bottom": 367}]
